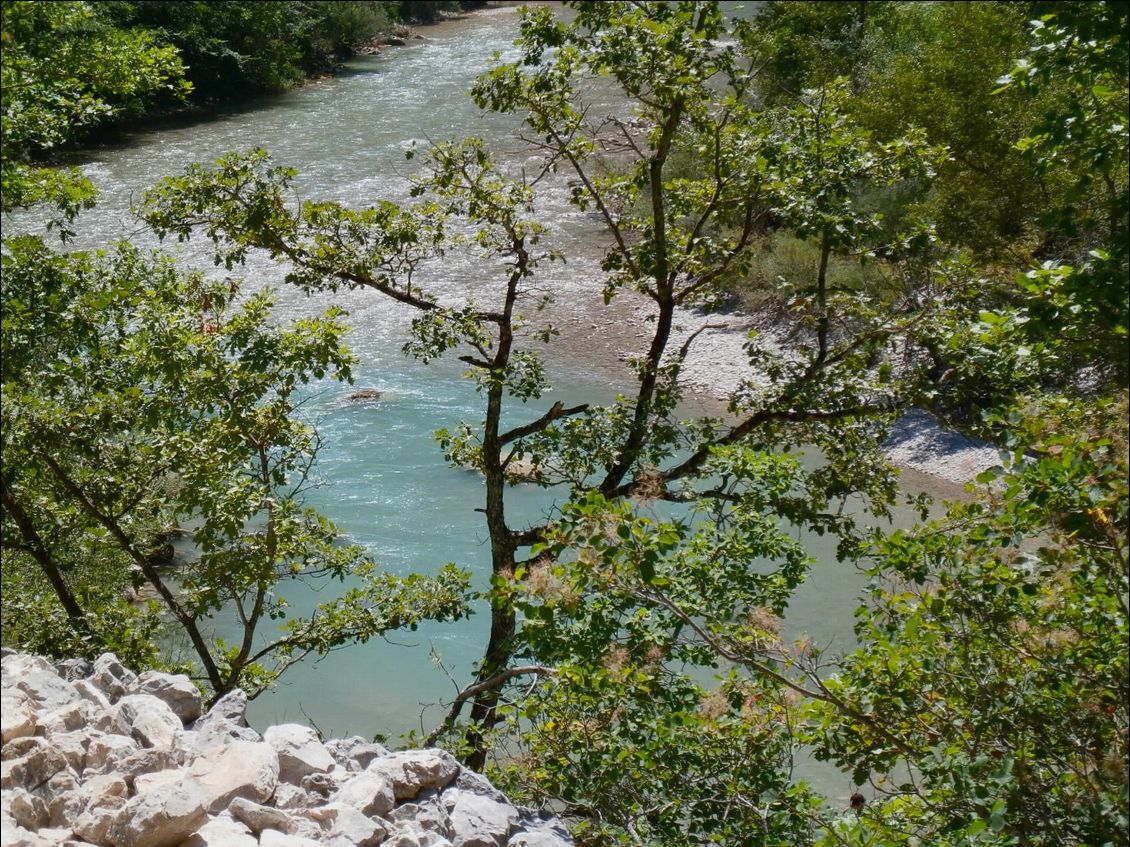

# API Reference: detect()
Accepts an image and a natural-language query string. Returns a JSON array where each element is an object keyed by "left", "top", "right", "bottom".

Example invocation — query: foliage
[
  {"left": 806, "top": 397, "right": 1128, "bottom": 846},
  {"left": 0, "top": 0, "right": 187, "bottom": 216},
  {"left": 0, "top": 235, "right": 470, "bottom": 698}
]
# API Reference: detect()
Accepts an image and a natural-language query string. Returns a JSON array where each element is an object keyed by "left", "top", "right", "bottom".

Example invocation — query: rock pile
[{"left": 1, "top": 649, "right": 571, "bottom": 847}]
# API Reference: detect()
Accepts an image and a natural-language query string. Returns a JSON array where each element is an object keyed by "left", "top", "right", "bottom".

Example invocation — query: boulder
[
  {"left": 112, "top": 695, "right": 182, "bottom": 750},
  {"left": 317, "top": 802, "right": 388, "bottom": 847},
  {"left": 89, "top": 654, "right": 137, "bottom": 703},
  {"left": 1, "top": 690, "right": 36, "bottom": 744},
  {"left": 105, "top": 778, "right": 207, "bottom": 847},
  {"left": 367, "top": 749, "right": 460, "bottom": 800},
  {"left": 56, "top": 774, "right": 127, "bottom": 831},
  {"left": 0, "top": 818, "right": 57, "bottom": 847},
  {"left": 273, "top": 783, "right": 314, "bottom": 810},
  {"left": 54, "top": 658, "right": 93, "bottom": 681},
  {"left": 331, "top": 768, "right": 396, "bottom": 817},
  {"left": 72, "top": 679, "right": 112, "bottom": 714},
  {"left": 389, "top": 798, "right": 453, "bottom": 838},
  {"left": 178, "top": 812, "right": 258, "bottom": 847},
  {"left": 186, "top": 740, "right": 279, "bottom": 813},
  {"left": 385, "top": 822, "right": 455, "bottom": 847},
  {"left": 84, "top": 734, "right": 140, "bottom": 775},
  {"left": 227, "top": 797, "right": 301, "bottom": 835},
  {"left": 12, "top": 665, "right": 81, "bottom": 714},
  {"left": 7, "top": 788, "right": 48, "bottom": 830},
  {"left": 37, "top": 700, "right": 91, "bottom": 738},
  {"left": 128, "top": 672, "right": 202, "bottom": 723},
  {"left": 259, "top": 829, "right": 325, "bottom": 847},
  {"left": 195, "top": 688, "right": 249, "bottom": 728},
  {"left": 446, "top": 789, "right": 519, "bottom": 847},
  {"left": 325, "top": 736, "right": 389, "bottom": 772},
  {"left": 1, "top": 739, "right": 69, "bottom": 792},
  {"left": 263, "top": 724, "right": 334, "bottom": 784}
]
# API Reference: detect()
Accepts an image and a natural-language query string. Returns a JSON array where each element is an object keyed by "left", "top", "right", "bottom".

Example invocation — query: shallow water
[{"left": 3, "top": 4, "right": 956, "bottom": 800}]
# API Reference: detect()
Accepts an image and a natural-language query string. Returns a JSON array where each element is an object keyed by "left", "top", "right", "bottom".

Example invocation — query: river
[{"left": 5, "top": 3, "right": 956, "bottom": 801}]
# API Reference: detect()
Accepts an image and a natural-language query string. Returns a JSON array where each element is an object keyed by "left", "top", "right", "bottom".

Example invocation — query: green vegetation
[{"left": 1, "top": 2, "right": 1126, "bottom": 845}]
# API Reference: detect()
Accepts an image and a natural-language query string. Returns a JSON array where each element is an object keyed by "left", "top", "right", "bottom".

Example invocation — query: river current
[{"left": 3, "top": 4, "right": 953, "bottom": 800}]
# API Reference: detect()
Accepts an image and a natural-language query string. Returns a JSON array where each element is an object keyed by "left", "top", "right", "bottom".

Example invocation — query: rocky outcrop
[{"left": 0, "top": 649, "right": 571, "bottom": 847}]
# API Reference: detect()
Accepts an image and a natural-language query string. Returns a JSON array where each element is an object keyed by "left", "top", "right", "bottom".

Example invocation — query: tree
[
  {"left": 138, "top": 0, "right": 944, "bottom": 780},
  {"left": 0, "top": 0, "right": 188, "bottom": 218},
  {"left": 0, "top": 234, "right": 470, "bottom": 700}
]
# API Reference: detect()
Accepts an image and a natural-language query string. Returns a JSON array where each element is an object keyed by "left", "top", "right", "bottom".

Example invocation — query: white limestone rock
[
  {"left": 388, "top": 791, "right": 453, "bottom": 839},
  {"left": 1, "top": 689, "right": 36, "bottom": 744},
  {"left": 37, "top": 700, "right": 92, "bottom": 738},
  {"left": 186, "top": 739, "right": 279, "bottom": 813},
  {"left": 128, "top": 672, "right": 202, "bottom": 723},
  {"left": 331, "top": 768, "right": 396, "bottom": 817},
  {"left": 112, "top": 694, "right": 182, "bottom": 750},
  {"left": 318, "top": 802, "right": 388, "bottom": 847},
  {"left": 84, "top": 734, "right": 140, "bottom": 775},
  {"left": 89, "top": 654, "right": 137, "bottom": 703},
  {"left": 263, "top": 724, "right": 335, "bottom": 785},
  {"left": 227, "top": 796, "right": 302, "bottom": 835},
  {"left": 447, "top": 788, "right": 519, "bottom": 847},
  {"left": 105, "top": 778, "right": 208, "bottom": 847},
  {"left": 178, "top": 812, "right": 258, "bottom": 847},
  {"left": 385, "top": 822, "right": 455, "bottom": 847},
  {"left": 367, "top": 749, "right": 460, "bottom": 800},
  {"left": 324, "top": 736, "right": 389, "bottom": 772},
  {"left": 1, "top": 738, "right": 69, "bottom": 792},
  {"left": 7, "top": 788, "right": 48, "bottom": 830},
  {"left": 259, "top": 829, "right": 325, "bottom": 847}
]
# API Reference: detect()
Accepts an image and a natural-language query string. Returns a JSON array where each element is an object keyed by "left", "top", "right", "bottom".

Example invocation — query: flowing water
[{"left": 5, "top": 4, "right": 963, "bottom": 800}]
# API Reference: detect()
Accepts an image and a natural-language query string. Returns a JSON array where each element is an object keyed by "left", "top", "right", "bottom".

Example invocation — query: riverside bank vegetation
[{"left": 1, "top": 2, "right": 1126, "bottom": 846}]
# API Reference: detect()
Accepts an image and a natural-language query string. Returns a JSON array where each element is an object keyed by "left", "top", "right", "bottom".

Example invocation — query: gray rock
[
  {"left": 8, "top": 788, "right": 48, "bottom": 830},
  {"left": 367, "top": 749, "right": 460, "bottom": 800},
  {"left": 228, "top": 797, "right": 300, "bottom": 835},
  {"left": 195, "top": 688, "right": 249, "bottom": 728},
  {"left": 1, "top": 739, "right": 69, "bottom": 792},
  {"left": 34, "top": 769, "right": 79, "bottom": 827},
  {"left": 387, "top": 790, "right": 453, "bottom": 838},
  {"left": 116, "top": 748, "right": 177, "bottom": 788},
  {"left": 447, "top": 788, "right": 519, "bottom": 847},
  {"left": 318, "top": 802, "right": 388, "bottom": 846},
  {"left": 128, "top": 672, "right": 202, "bottom": 723},
  {"left": 12, "top": 664, "right": 81, "bottom": 714},
  {"left": 324, "top": 736, "right": 389, "bottom": 772},
  {"left": 177, "top": 812, "right": 258, "bottom": 847},
  {"left": 508, "top": 831, "right": 574, "bottom": 847},
  {"left": 263, "top": 724, "right": 335, "bottom": 785},
  {"left": 273, "top": 783, "right": 314, "bottom": 810},
  {"left": 186, "top": 739, "right": 279, "bottom": 813},
  {"left": 57, "top": 774, "right": 127, "bottom": 832},
  {"left": 54, "top": 659, "right": 93, "bottom": 681},
  {"left": 112, "top": 694, "right": 182, "bottom": 750},
  {"left": 385, "top": 822, "right": 455, "bottom": 847},
  {"left": 72, "top": 679, "right": 112, "bottom": 713},
  {"left": 84, "top": 734, "right": 140, "bottom": 775},
  {"left": 331, "top": 768, "right": 396, "bottom": 817},
  {"left": 300, "top": 770, "right": 339, "bottom": 798},
  {"left": 89, "top": 654, "right": 137, "bottom": 703},
  {"left": 0, "top": 818, "right": 57, "bottom": 847},
  {"left": 454, "top": 770, "right": 509, "bottom": 804},
  {"left": 43, "top": 732, "right": 87, "bottom": 780},
  {"left": 1, "top": 690, "right": 36, "bottom": 744},
  {"left": 106, "top": 778, "right": 207, "bottom": 847},
  {"left": 37, "top": 700, "right": 91, "bottom": 738},
  {"left": 259, "top": 829, "right": 324, "bottom": 847},
  {"left": 190, "top": 717, "right": 261, "bottom": 751}
]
